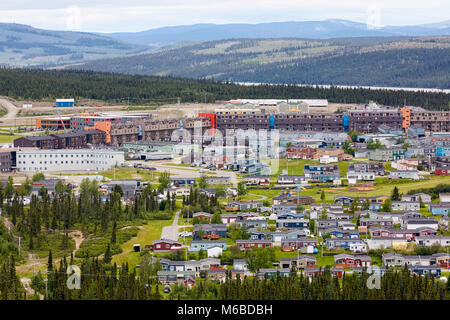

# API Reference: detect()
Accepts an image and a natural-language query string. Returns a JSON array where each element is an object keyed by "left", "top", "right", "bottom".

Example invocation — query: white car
[{"left": 178, "top": 231, "right": 193, "bottom": 238}]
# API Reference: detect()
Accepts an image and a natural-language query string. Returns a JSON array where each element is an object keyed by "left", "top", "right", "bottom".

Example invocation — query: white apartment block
[{"left": 16, "top": 149, "right": 124, "bottom": 172}]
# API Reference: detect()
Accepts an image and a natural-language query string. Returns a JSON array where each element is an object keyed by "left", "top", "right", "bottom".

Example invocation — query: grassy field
[
  {"left": 0, "top": 132, "right": 25, "bottom": 143},
  {"left": 247, "top": 174, "right": 450, "bottom": 203},
  {"left": 112, "top": 219, "right": 174, "bottom": 268},
  {"left": 100, "top": 167, "right": 162, "bottom": 182},
  {"left": 272, "top": 158, "right": 355, "bottom": 178}
]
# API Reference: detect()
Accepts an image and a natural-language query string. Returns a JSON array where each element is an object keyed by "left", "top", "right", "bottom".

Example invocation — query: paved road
[{"left": 160, "top": 210, "right": 181, "bottom": 241}]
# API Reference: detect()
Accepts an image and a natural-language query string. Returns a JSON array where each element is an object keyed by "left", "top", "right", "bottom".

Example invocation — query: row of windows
[
  {"left": 19, "top": 160, "right": 108, "bottom": 165},
  {"left": 18, "top": 153, "right": 118, "bottom": 159},
  {"left": 21, "top": 167, "right": 103, "bottom": 171}
]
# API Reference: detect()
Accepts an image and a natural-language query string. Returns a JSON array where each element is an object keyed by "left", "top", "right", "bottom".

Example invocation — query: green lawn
[
  {"left": 271, "top": 158, "right": 354, "bottom": 178},
  {"left": 0, "top": 132, "right": 25, "bottom": 143},
  {"left": 100, "top": 167, "right": 162, "bottom": 182},
  {"left": 112, "top": 219, "right": 174, "bottom": 268}
]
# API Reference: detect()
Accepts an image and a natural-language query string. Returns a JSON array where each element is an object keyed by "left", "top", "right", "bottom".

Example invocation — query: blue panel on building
[
  {"left": 269, "top": 115, "right": 275, "bottom": 130},
  {"left": 343, "top": 115, "right": 349, "bottom": 132}
]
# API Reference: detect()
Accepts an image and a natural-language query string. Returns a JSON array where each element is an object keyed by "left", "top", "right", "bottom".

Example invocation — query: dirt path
[{"left": 0, "top": 98, "right": 19, "bottom": 122}]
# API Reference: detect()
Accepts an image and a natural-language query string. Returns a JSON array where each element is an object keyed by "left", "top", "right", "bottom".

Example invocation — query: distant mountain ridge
[
  {"left": 0, "top": 23, "right": 152, "bottom": 67},
  {"left": 103, "top": 19, "right": 450, "bottom": 46}
]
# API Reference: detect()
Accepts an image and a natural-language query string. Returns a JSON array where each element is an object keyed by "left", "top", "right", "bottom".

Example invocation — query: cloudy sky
[{"left": 0, "top": 0, "right": 449, "bottom": 33}]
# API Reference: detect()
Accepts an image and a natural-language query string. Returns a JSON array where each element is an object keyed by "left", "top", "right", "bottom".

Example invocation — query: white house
[
  {"left": 415, "top": 236, "right": 450, "bottom": 247},
  {"left": 349, "top": 242, "right": 367, "bottom": 253},
  {"left": 207, "top": 246, "right": 223, "bottom": 258},
  {"left": 439, "top": 194, "right": 450, "bottom": 203},
  {"left": 320, "top": 155, "right": 338, "bottom": 164}
]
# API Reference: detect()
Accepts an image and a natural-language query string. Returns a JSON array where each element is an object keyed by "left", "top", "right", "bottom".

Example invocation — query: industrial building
[
  {"left": 36, "top": 117, "right": 71, "bottom": 130},
  {"left": 16, "top": 148, "right": 124, "bottom": 172},
  {"left": 55, "top": 99, "right": 74, "bottom": 107}
]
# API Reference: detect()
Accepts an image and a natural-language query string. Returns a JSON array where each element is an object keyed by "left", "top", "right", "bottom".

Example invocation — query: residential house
[
  {"left": 414, "top": 236, "right": 450, "bottom": 247},
  {"left": 194, "top": 224, "right": 227, "bottom": 239},
  {"left": 245, "top": 175, "right": 271, "bottom": 185},
  {"left": 152, "top": 239, "right": 182, "bottom": 252},
  {"left": 334, "top": 254, "right": 372, "bottom": 268},
  {"left": 391, "top": 201, "right": 420, "bottom": 211},
  {"left": 368, "top": 148, "right": 405, "bottom": 162},
  {"left": 347, "top": 162, "right": 385, "bottom": 175},
  {"left": 280, "top": 256, "right": 317, "bottom": 269},
  {"left": 189, "top": 241, "right": 227, "bottom": 252},
  {"left": 157, "top": 270, "right": 196, "bottom": 284},
  {"left": 281, "top": 238, "right": 318, "bottom": 251},
  {"left": 366, "top": 238, "right": 408, "bottom": 250},
  {"left": 430, "top": 203, "right": 450, "bottom": 216},
  {"left": 225, "top": 200, "right": 262, "bottom": 211},
  {"left": 329, "top": 229, "right": 359, "bottom": 239},
  {"left": 277, "top": 175, "right": 307, "bottom": 184},
  {"left": 233, "top": 259, "right": 248, "bottom": 271},
  {"left": 272, "top": 195, "right": 315, "bottom": 206},
  {"left": 236, "top": 240, "right": 273, "bottom": 250},
  {"left": 204, "top": 176, "right": 231, "bottom": 185},
  {"left": 257, "top": 268, "right": 291, "bottom": 280},
  {"left": 405, "top": 218, "right": 438, "bottom": 230},
  {"left": 439, "top": 193, "right": 450, "bottom": 202},
  {"left": 193, "top": 212, "right": 213, "bottom": 221},
  {"left": 238, "top": 217, "right": 268, "bottom": 229},
  {"left": 276, "top": 218, "right": 309, "bottom": 229},
  {"left": 326, "top": 239, "right": 367, "bottom": 252},
  {"left": 388, "top": 170, "right": 419, "bottom": 180},
  {"left": 408, "top": 266, "right": 441, "bottom": 277},
  {"left": 303, "top": 164, "right": 340, "bottom": 183},
  {"left": 402, "top": 193, "right": 432, "bottom": 203}
]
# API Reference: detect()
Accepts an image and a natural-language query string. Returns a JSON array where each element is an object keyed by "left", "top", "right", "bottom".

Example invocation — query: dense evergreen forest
[
  {"left": 0, "top": 68, "right": 449, "bottom": 109},
  {"left": 1, "top": 253, "right": 449, "bottom": 300}
]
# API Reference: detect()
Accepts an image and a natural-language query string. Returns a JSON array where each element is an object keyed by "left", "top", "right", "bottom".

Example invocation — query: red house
[
  {"left": 235, "top": 240, "right": 272, "bottom": 250},
  {"left": 152, "top": 239, "right": 182, "bottom": 252},
  {"left": 287, "top": 147, "right": 316, "bottom": 159},
  {"left": 435, "top": 167, "right": 450, "bottom": 176},
  {"left": 334, "top": 254, "right": 372, "bottom": 268},
  {"left": 281, "top": 238, "right": 318, "bottom": 251},
  {"left": 331, "top": 267, "right": 344, "bottom": 279}
]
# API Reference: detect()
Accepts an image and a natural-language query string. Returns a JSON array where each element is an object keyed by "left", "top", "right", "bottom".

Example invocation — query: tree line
[{"left": 0, "top": 68, "right": 449, "bottom": 109}]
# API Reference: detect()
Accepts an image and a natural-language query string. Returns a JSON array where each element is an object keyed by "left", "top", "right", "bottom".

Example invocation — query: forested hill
[
  {"left": 72, "top": 36, "right": 450, "bottom": 89},
  {"left": 0, "top": 68, "right": 449, "bottom": 109}
]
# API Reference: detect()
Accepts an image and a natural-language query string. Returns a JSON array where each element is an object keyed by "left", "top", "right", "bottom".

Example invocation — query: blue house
[
  {"left": 409, "top": 266, "right": 441, "bottom": 277},
  {"left": 329, "top": 229, "right": 360, "bottom": 239},
  {"left": 277, "top": 213, "right": 305, "bottom": 220},
  {"left": 430, "top": 203, "right": 450, "bottom": 216},
  {"left": 437, "top": 147, "right": 450, "bottom": 157},
  {"left": 194, "top": 224, "right": 227, "bottom": 239},
  {"left": 189, "top": 241, "right": 227, "bottom": 252},
  {"left": 326, "top": 238, "right": 365, "bottom": 250},
  {"left": 276, "top": 218, "right": 309, "bottom": 229}
]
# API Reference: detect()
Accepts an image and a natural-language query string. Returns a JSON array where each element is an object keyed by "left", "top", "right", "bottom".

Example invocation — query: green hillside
[{"left": 73, "top": 36, "right": 450, "bottom": 89}]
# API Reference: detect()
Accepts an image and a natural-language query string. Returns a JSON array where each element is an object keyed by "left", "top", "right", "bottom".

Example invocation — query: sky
[{"left": 0, "top": 0, "right": 449, "bottom": 33}]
